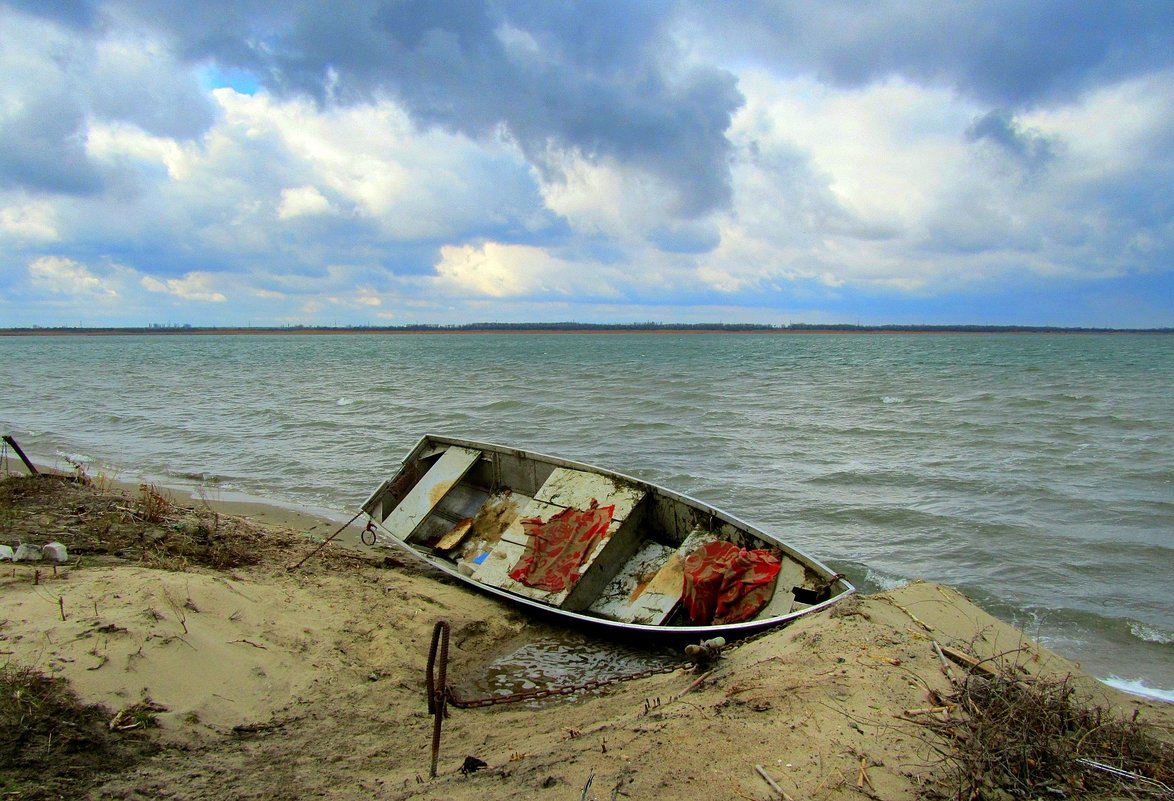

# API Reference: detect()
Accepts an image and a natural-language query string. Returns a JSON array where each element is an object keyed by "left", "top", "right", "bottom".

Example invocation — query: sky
[{"left": 0, "top": 1, "right": 1171, "bottom": 328}]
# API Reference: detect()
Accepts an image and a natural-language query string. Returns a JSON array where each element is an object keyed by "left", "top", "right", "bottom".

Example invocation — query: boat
[{"left": 360, "top": 435, "right": 854, "bottom": 637}]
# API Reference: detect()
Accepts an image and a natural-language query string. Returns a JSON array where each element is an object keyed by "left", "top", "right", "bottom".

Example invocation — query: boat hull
[{"left": 362, "top": 435, "right": 854, "bottom": 637}]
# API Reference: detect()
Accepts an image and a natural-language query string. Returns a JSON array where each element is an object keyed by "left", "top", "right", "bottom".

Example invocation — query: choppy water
[{"left": 1, "top": 332, "right": 1170, "bottom": 699}]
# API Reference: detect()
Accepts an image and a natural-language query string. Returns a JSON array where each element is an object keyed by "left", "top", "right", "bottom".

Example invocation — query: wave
[
  {"left": 1130, "top": 621, "right": 1174, "bottom": 645},
  {"left": 1099, "top": 676, "right": 1174, "bottom": 703}
]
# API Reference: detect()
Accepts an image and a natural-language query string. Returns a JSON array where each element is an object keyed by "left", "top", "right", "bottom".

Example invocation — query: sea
[{"left": 0, "top": 331, "right": 1170, "bottom": 701}]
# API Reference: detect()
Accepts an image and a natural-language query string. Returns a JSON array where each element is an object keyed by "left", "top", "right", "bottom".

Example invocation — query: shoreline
[
  {"left": 7, "top": 457, "right": 370, "bottom": 551},
  {"left": 7, "top": 447, "right": 1174, "bottom": 704},
  {"left": 3, "top": 325, "right": 1172, "bottom": 337},
  {"left": 7, "top": 455, "right": 1172, "bottom": 704},
  {"left": 1, "top": 469, "right": 1170, "bottom": 799}
]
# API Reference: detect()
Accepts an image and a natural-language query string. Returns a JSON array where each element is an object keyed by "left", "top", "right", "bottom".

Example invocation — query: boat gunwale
[{"left": 363, "top": 433, "right": 856, "bottom": 636}]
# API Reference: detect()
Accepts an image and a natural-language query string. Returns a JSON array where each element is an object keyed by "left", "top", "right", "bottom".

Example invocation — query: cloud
[
  {"left": 61, "top": 0, "right": 744, "bottom": 220},
  {"left": 141, "top": 272, "right": 227, "bottom": 302},
  {"left": 433, "top": 242, "right": 576, "bottom": 298},
  {"left": 1, "top": 200, "right": 59, "bottom": 242},
  {"left": 27, "top": 256, "right": 118, "bottom": 297},
  {"left": 0, "top": 1, "right": 1170, "bottom": 327},
  {"left": 0, "top": 7, "right": 214, "bottom": 196},
  {"left": 277, "top": 185, "right": 332, "bottom": 219},
  {"left": 691, "top": 2, "right": 1174, "bottom": 107},
  {"left": 966, "top": 110, "right": 1057, "bottom": 172}
]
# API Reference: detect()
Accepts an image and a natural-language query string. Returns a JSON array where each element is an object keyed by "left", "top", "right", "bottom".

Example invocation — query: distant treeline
[{"left": 2, "top": 322, "right": 1171, "bottom": 335}]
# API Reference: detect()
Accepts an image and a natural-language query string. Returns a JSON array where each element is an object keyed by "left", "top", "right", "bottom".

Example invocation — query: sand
[{"left": 1, "top": 472, "right": 1169, "bottom": 800}]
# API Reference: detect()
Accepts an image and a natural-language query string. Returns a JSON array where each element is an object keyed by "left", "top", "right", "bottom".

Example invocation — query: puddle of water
[{"left": 462, "top": 631, "right": 681, "bottom": 705}]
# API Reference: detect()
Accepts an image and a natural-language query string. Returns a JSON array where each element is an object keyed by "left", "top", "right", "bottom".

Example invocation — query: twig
[
  {"left": 903, "top": 706, "right": 950, "bottom": 717},
  {"left": 230, "top": 639, "right": 268, "bottom": 649},
  {"left": 287, "top": 509, "right": 366, "bottom": 570},
  {"left": 931, "top": 641, "right": 956, "bottom": 683},
  {"left": 882, "top": 597, "right": 933, "bottom": 631},
  {"left": 936, "top": 644, "right": 1000, "bottom": 678},
  {"left": 670, "top": 670, "right": 713, "bottom": 701},
  {"left": 1075, "top": 758, "right": 1172, "bottom": 794},
  {"left": 856, "top": 757, "right": 875, "bottom": 792},
  {"left": 755, "top": 764, "right": 794, "bottom": 800},
  {"left": 579, "top": 769, "right": 594, "bottom": 801}
]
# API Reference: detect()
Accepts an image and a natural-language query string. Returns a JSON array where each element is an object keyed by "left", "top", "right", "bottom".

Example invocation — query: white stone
[
  {"left": 0, "top": 544, "right": 13, "bottom": 561},
  {"left": 43, "top": 541, "right": 68, "bottom": 563},
  {"left": 13, "top": 543, "right": 42, "bottom": 562}
]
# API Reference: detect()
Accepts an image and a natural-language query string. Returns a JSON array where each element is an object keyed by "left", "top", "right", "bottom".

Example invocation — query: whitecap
[
  {"left": 1099, "top": 676, "right": 1174, "bottom": 703},
  {"left": 336, "top": 397, "right": 355, "bottom": 406},
  {"left": 1129, "top": 621, "right": 1173, "bottom": 645},
  {"left": 881, "top": 396, "right": 904, "bottom": 404},
  {"left": 56, "top": 450, "right": 93, "bottom": 466},
  {"left": 865, "top": 567, "right": 909, "bottom": 592}
]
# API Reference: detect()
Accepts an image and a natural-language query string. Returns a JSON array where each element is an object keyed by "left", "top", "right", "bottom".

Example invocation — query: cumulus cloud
[
  {"left": 690, "top": 2, "right": 1174, "bottom": 106},
  {"left": 1, "top": 200, "right": 59, "bottom": 242},
  {"left": 278, "top": 186, "right": 332, "bottom": 219},
  {"left": 28, "top": 256, "right": 117, "bottom": 297},
  {"left": 35, "top": 0, "right": 744, "bottom": 219},
  {"left": 141, "top": 272, "right": 227, "bottom": 302},
  {"left": 0, "top": 7, "right": 213, "bottom": 196},
  {"left": 434, "top": 242, "right": 574, "bottom": 298}
]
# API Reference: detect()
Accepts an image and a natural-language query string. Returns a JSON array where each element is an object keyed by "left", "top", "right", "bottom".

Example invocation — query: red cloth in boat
[
  {"left": 681, "top": 540, "right": 781, "bottom": 625},
  {"left": 509, "top": 502, "right": 615, "bottom": 593}
]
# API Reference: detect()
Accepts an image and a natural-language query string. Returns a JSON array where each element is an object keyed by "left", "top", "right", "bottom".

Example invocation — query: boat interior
[{"left": 363, "top": 440, "right": 831, "bottom": 627}]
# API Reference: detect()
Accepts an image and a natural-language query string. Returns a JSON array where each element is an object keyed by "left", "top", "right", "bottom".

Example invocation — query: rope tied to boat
[{"left": 286, "top": 509, "right": 367, "bottom": 571}]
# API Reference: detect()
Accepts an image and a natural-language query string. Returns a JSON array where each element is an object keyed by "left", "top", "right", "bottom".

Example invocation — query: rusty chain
[
  {"left": 424, "top": 618, "right": 782, "bottom": 776},
  {"left": 446, "top": 659, "right": 689, "bottom": 708}
]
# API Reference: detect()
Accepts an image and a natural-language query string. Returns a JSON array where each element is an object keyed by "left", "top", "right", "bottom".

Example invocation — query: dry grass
[
  {"left": 0, "top": 473, "right": 297, "bottom": 571},
  {"left": 919, "top": 659, "right": 1173, "bottom": 800},
  {"left": 136, "top": 481, "right": 173, "bottom": 524},
  {"left": 0, "top": 664, "right": 157, "bottom": 799}
]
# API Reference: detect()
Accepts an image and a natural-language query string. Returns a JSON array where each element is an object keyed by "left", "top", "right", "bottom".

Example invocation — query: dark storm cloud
[
  {"left": 0, "top": 1, "right": 217, "bottom": 195},
  {"left": 0, "top": 94, "right": 104, "bottom": 195},
  {"left": 99, "top": 0, "right": 745, "bottom": 217},
  {"left": 701, "top": 1, "right": 1173, "bottom": 107}
]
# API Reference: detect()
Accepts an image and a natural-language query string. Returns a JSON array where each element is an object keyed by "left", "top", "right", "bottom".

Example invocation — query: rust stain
[
  {"left": 472, "top": 495, "right": 519, "bottom": 546},
  {"left": 429, "top": 480, "right": 454, "bottom": 507},
  {"left": 628, "top": 578, "right": 651, "bottom": 603}
]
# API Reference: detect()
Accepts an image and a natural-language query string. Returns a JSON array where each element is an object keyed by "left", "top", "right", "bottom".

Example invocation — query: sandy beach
[{"left": 1, "top": 468, "right": 1170, "bottom": 800}]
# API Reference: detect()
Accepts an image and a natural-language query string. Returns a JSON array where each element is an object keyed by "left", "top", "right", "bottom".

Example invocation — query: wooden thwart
[{"left": 380, "top": 446, "right": 481, "bottom": 543}]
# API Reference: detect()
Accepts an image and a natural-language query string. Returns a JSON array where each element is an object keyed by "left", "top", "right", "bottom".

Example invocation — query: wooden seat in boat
[{"left": 471, "top": 467, "right": 646, "bottom": 609}]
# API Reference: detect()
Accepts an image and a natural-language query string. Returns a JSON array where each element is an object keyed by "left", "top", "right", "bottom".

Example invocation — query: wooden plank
[
  {"left": 587, "top": 528, "right": 716, "bottom": 624},
  {"left": 754, "top": 557, "right": 804, "bottom": 618},
  {"left": 472, "top": 467, "right": 649, "bottom": 609},
  {"left": 588, "top": 542, "right": 677, "bottom": 624},
  {"left": 380, "top": 446, "right": 481, "bottom": 542},
  {"left": 468, "top": 498, "right": 564, "bottom": 597},
  {"left": 534, "top": 468, "right": 644, "bottom": 521}
]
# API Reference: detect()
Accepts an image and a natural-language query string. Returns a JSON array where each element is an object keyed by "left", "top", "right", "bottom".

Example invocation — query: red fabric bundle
[
  {"left": 509, "top": 503, "right": 615, "bottom": 593},
  {"left": 681, "top": 540, "right": 781, "bottom": 625}
]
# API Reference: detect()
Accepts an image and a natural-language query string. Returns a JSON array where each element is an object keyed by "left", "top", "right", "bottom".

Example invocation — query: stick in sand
[{"left": 755, "top": 764, "right": 794, "bottom": 801}]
